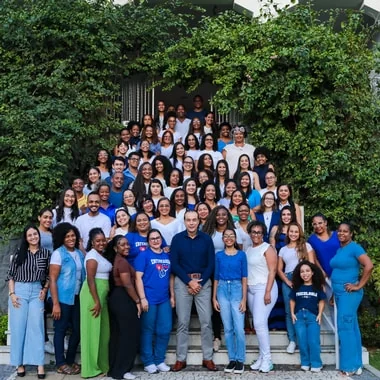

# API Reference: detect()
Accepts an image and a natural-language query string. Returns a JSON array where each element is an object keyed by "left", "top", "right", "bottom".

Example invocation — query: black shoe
[
  {"left": 234, "top": 361, "right": 244, "bottom": 374},
  {"left": 17, "top": 372, "right": 25, "bottom": 378},
  {"left": 37, "top": 374, "right": 46, "bottom": 379},
  {"left": 224, "top": 361, "right": 236, "bottom": 373}
]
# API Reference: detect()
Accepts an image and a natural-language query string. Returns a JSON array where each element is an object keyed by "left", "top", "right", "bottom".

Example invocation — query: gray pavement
[{"left": 2, "top": 365, "right": 379, "bottom": 380}]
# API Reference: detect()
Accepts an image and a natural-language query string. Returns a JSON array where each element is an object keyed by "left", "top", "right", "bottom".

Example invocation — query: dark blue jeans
[{"left": 53, "top": 296, "right": 80, "bottom": 367}]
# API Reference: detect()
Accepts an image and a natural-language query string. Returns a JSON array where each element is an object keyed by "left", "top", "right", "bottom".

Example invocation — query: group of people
[{"left": 7, "top": 98, "right": 374, "bottom": 378}]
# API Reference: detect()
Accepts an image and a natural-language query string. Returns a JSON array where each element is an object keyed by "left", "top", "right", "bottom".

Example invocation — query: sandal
[
  {"left": 57, "top": 364, "right": 74, "bottom": 375},
  {"left": 71, "top": 363, "right": 81, "bottom": 375}
]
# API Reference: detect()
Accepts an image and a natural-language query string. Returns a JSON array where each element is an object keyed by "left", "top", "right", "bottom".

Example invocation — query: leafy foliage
[
  {"left": 0, "top": 0, "right": 196, "bottom": 237},
  {"left": 155, "top": 6, "right": 380, "bottom": 291}
]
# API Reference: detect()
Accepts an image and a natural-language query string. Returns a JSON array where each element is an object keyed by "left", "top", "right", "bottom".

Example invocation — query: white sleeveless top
[{"left": 246, "top": 242, "right": 270, "bottom": 285}]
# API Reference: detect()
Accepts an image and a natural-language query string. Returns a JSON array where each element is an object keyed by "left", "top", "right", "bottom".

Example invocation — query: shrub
[{"left": 0, "top": 314, "right": 8, "bottom": 346}]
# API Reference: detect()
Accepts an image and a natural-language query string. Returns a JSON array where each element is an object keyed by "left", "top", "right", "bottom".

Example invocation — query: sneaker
[
  {"left": 234, "top": 361, "right": 244, "bottom": 374},
  {"left": 213, "top": 338, "right": 221, "bottom": 352},
  {"left": 355, "top": 368, "right": 363, "bottom": 375},
  {"left": 250, "top": 358, "right": 262, "bottom": 371},
  {"left": 301, "top": 366, "right": 310, "bottom": 371},
  {"left": 144, "top": 364, "right": 158, "bottom": 374},
  {"left": 310, "top": 367, "right": 322, "bottom": 373},
  {"left": 157, "top": 362, "right": 170, "bottom": 372},
  {"left": 123, "top": 373, "right": 136, "bottom": 380},
  {"left": 224, "top": 361, "right": 236, "bottom": 373},
  {"left": 259, "top": 361, "right": 274, "bottom": 373},
  {"left": 286, "top": 341, "right": 296, "bottom": 354},
  {"left": 44, "top": 340, "right": 55, "bottom": 354}
]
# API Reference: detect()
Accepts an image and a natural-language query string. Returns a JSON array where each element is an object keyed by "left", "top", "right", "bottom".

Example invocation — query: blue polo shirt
[{"left": 170, "top": 230, "right": 214, "bottom": 286}]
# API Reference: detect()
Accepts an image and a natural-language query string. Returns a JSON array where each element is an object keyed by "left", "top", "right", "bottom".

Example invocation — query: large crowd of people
[{"left": 7, "top": 97, "right": 373, "bottom": 378}]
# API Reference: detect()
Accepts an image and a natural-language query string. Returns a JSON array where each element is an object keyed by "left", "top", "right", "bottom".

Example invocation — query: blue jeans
[
  {"left": 52, "top": 296, "right": 80, "bottom": 367},
  {"left": 217, "top": 280, "right": 246, "bottom": 362},
  {"left": 9, "top": 282, "right": 44, "bottom": 366},
  {"left": 282, "top": 272, "right": 296, "bottom": 343},
  {"left": 332, "top": 282, "right": 363, "bottom": 372},
  {"left": 140, "top": 299, "right": 172, "bottom": 366},
  {"left": 294, "top": 309, "right": 322, "bottom": 368}
]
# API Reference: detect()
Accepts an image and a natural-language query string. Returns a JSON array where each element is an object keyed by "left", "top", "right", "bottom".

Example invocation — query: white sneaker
[
  {"left": 156, "top": 362, "right": 170, "bottom": 372},
  {"left": 250, "top": 358, "right": 262, "bottom": 371},
  {"left": 301, "top": 366, "right": 310, "bottom": 371},
  {"left": 286, "top": 341, "right": 296, "bottom": 354},
  {"left": 310, "top": 367, "right": 322, "bottom": 373},
  {"left": 355, "top": 368, "right": 363, "bottom": 375},
  {"left": 123, "top": 372, "right": 136, "bottom": 380},
  {"left": 213, "top": 338, "right": 221, "bottom": 352},
  {"left": 259, "top": 361, "right": 274, "bottom": 373},
  {"left": 44, "top": 340, "right": 55, "bottom": 354},
  {"left": 144, "top": 364, "right": 158, "bottom": 374}
]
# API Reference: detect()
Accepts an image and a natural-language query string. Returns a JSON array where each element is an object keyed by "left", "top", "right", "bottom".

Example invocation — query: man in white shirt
[
  {"left": 259, "top": 169, "right": 278, "bottom": 198},
  {"left": 75, "top": 192, "right": 111, "bottom": 251},
  {"left": 222, "top": 125, "right": 255, "bottom": 177},
  {"left": 175, "top": 104, "right": 191, "bottom": 141}
]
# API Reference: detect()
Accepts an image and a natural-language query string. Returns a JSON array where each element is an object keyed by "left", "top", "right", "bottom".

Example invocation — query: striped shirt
[{"left": 7, "top": 248, "right": 50, "bottom": 283}]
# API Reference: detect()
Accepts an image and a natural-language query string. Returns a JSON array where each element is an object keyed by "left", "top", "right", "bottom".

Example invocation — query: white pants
[{"left": 248, "top": 282, "right": 278, "bottom": 362}]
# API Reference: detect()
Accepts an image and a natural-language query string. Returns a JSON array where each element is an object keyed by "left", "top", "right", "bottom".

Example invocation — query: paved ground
[{"left": 2, "top": 365, "right": 379, "bottom": 380}]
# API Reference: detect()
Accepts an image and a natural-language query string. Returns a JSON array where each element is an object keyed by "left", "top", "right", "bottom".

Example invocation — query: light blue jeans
[
  {"left": 282, "top": 272, "right": 296, "bottom": 343},
  {"left": 332, "top": 282, "right": 363, "bottom": 372},
  {"left": 217, "top": 280, "right": 246, "bottom": 362},
  {"left": 9, "top": 282, "right": 44, "bottom": 366},
  {"left": 140, "top": 299, "right": 172, "bottom": 366},
  {"left": 294, "top": 308, "right": 322, "bottom": 368}
]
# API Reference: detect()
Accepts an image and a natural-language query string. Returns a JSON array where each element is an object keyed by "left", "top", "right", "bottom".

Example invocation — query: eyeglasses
[
  {"left": 184, "top": 161, "right": 193, "bottom": 165},
  {"left": 250, "top": 231, "right": 263, "bottom": 235},
  {"left": 129, "top": 157, "right": 139, "bottom": 161},
  {"left": 149, "top": 236, "right": 161, "bottom": 241},
  {"left": 223, "top": 234, "right": 236, "bottom": 239}
]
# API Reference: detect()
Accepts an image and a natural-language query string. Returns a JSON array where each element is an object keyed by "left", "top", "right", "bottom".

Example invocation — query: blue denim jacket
[{"left": 56, "top": 246, "right": 85, "bottom": 305}]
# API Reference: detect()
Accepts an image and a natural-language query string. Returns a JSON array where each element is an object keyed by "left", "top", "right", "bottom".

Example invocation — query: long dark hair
[
  {"left": 274, "top": 205, "right": 296, "bottom": 244},
  {"left": 15, "top": 225, "right": 41, "bottom": 265},
  {"left": 292, "top": 260, "right": 325, "bottom": 291},
  {"left": 152, "top": 155, "right": 173, "bottom": 182},
  {"left": 202, "top": 205, "right": 235, "bottom": 236},
  {"left": 55, "top": 188, "right": 79, "bottom": 223},
  {"left": 86, "top": 228, "right": 105, "bottom": 252},
  {"left": 169, "top": 188, "right": 187, "bottom": 217}
]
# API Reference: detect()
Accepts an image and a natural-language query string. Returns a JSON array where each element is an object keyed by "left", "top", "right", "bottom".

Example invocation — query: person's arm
[
  {"left": 212, "top": 279, "right": 220, "bottom": 312},
  {"left": 264, "top": 245, "right": 278, "bottom": 305},
  {"left": 85, "top": 259, "right": 101, "bottom": 317},
  {"left": 295, "top": 203, "right": 302, "bottom": 226},
  {"left": 170, "top": 274, "right": 175, "bottom": 308},
  {"left": 170, "top": 235, "right": 191, "bottom": 285},
  {"left": 269, "top": 226, "right": 278, "bottom": 248},
  {"left": 135, "top": 271, "right": 148, "bottom": 312},
  {"left": 222, "top": 149, "right": 227, "bottom": 160},
  {"left": 345, "top": 254, "right": 373, "bottom": 292},
  {"left": 49, "top": 264, "right": 62, "bottom": 320},
  {"left": 290, "top": 299, "right": 297, "bottom": 323},
  {"left": 240, "top": 277, "right": 247, "bottom": 313},
  {"left": 307, "top": 247, "right": 316, "bottom": 264},
  {"left": 252, "top": 172, "right": 261, "bottom": 191},
  {"left": 199, "top": 237, "right": 215, "bottom": 286},
  {"left": 119, "top": 270, "right": 142, "bottom": 317},
  {"left": 316, "top": 299, "right": 325, "bottom": 324},
  {"left": 8, "top": 279, "right": 20, "bottom": 309},
  {"left": 277, "top": 255, "right": 290, "bottom": 285}
]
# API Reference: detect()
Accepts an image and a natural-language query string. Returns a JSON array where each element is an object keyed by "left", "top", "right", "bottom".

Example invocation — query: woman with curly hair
[
  {"left": 131, "top": 162, "right": 153, "bottom": 206},
  {"left": 52, "top": 188, "right": 80, "bottom": 228},
  {"left": 152, "top": 155, "right": 172, "bottom": 188},
  {"left": 277, "top": 222, "right": 315, "bottom": 355},
  {"left": 199, "top": 180, "right": 220, "bottom": 211}
]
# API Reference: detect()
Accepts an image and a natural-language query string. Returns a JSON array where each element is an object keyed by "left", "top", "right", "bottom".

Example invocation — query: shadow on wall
[{"left": 0, "top": 238, "right": 21, "bottom": 314}]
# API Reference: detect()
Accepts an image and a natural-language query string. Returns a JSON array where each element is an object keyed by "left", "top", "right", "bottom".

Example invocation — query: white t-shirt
[
  {"left": 212, "top": 229, "right": 243, "bottom": 254},
  {"left": 200, "top": 150, "right": 223, "bottom": 168},
  {"left": 75, "top": 213, "right": 111, "bottom": 249},
  {"left": 50, "top": 249, "right": 83, "bottom": 295},
  {"left": 175, "top": 118, "right": 191, "bottom": 140},
  {"left": 151, "top": 218, "right": 185, "bottom": 246},
  {"left": 234, "top": 222, "right": 252, "bottom": 252},
  {"left": 223, "top": 143, "right": 255, "bottom": 176},
  {"left": 84, "top": 248, "right": 112, "bottom": 280},
  {"left": 259, "top": 187, "right": 278, "bottom": 198},
  {"left": 52, "top": 208, "right": 77, "bottom": 228},
  {"left": 186, "top": 149, "right": 201, "bottom": 162},
  {"left": 279, "top": 242, "right": 313, "bottom": 273},
  {"left": 164, "top": 186, "right": 180, "bottom": 200},
  {"left": 246, "top": 242, "right": 270, "bottom": 285},
  {"left": 160, "top": 145, "right": 174, "bottom": 159}
]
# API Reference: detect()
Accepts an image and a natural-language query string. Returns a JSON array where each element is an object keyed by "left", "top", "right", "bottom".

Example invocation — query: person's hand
[
  {"left": 329, "top": 296, "right": 334, "bottom": 306},
  {"left": 188, "top": 279, "right": 202, "bottom": 294},
  {"left": 239, "top": 300, "right": 246, "bottom": 313},
  {"left": 213, "top": 299, "right": 220, "bottom": 312},
  {"left": 52, "top": 304, "right": 61, "bottom": 320},
  {"left": 286, "top": 280, "right": 293, "bottom": 288},
  {"left": 136, "top": 303, "right": 142, "bottom": 318},
  {"left": 39, "top": 288, "right": 48, "bottom": 301},
  {"left": 291, "top": 313, "right": 297, "bottom": 323},
  {"left": 91, "top": 301, "right": 101, "bottom": 317},
  {"left": 170, "top": 295, "right": 176, "bottom": 308},
  {"left": 163, "top": 246, "right": 170, "bottom": 253},
  {"left": 264, "top": 290, "right": 271, "bottom": 305},
  {"left": 10, "top": 294, "right": 20, "bottom": 308},
  {"left": 316, "top": 314, "right": 322, "bottom": 324},
  {"left": 141, "top": 298, "right": 149, "bottom": 312},
  {"left": 345, "top": 283, "right": 360, "bottom": 292}
]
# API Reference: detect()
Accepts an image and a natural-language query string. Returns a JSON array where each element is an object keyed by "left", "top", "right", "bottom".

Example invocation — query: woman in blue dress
[{"left": 330, "top": 222, "right": 373, "bottom": 376}]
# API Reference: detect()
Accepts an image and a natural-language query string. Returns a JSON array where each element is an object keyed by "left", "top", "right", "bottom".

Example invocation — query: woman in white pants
[{"left": 246, "top": 221, "right": 278, "bottom": 373}]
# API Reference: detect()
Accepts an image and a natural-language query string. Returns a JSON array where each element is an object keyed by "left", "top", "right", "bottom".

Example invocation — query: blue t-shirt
[
  {"left": 248, "top": 190, "right": 261, "bottom": 209},
  {"left": 125, "top": 232, "right": 167, "bottom": 268},
  {"left": 109, "top": 191, "right": 123, "bottom": 208},
  {"left": 214, "top": 250, "right": 248, "bottom": 281},
  {"left": 99, "top": 204, "right": 116, "bottom": 226},
  {"left": 134, "top": 248, "right": 171, "bottom": 305},
  {"left": 330, "top": 241, "right": 366, "bottom": 284},
  {"left": 290, "top": 284, "right": 326, "bottom": 315},
  {"left": 308, "top": 231, "right": 340, "bottom": 277}
]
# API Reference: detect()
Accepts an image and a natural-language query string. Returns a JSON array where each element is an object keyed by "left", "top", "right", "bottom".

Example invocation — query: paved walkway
[{"left": 3, "top": 365, "right": 380, "bottom": 380}]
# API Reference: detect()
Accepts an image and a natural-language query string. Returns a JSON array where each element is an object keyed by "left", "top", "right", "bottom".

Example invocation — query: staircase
[{"left": 2, "top": 313, "right": 369, "bottom": 367}]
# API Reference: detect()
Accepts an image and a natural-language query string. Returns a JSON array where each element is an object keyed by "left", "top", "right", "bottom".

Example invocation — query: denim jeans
[
  {"left": 332, "top": 282, "right": 363, "bottom": 372},
  {"left": 140, "top": 299, "right": 172, "bottom": 366},
  {"left": 217, "top": 280, "right": 245, "bottom": 362},
  {"left": 294, "top": 308, "right": 322, "bottom": 368},
  {"left": 53, "top": 296, "right": 80, "bottom": 367},
  {"left": 282, "top": 272, "right": 296, "bottom": 343},
  {"left": 9, "top": 282, "right": 44, "bottom": 366}
]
